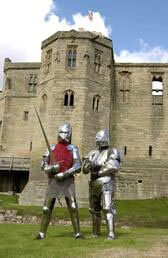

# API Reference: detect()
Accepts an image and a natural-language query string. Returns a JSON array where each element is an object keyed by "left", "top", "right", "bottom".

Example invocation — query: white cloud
[
  {"left": 72, "top": 12, "right": 111, "bottom": 36},
  {"left": 0, "top": 0, "right": 111, "bottom": 89},
  {"left": 115, "top": 38, "right": 168, "bottom": 63}
]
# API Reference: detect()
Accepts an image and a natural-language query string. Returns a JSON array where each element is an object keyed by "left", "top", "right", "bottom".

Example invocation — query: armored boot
[
  {"left": 36, "top": 197, "right": 55, "bottom": 240},
  {"left": 69, "top": 209, "right": 83, "bottom": 239},
  {"left": 91, "top": 212, "right": 101, "bottom": 238},
  {"left": 105, "top": 212, "right": 115, "bottom": 240},
  {"left": 65, "top": 197, "right": 83, "bottom": 239}
]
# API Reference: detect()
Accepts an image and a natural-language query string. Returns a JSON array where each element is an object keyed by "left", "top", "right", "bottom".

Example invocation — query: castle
[{"left": 0, "top": 30, "right": 168, "bottom": 206}]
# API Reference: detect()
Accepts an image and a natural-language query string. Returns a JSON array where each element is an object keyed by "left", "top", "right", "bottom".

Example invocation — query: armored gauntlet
[{"left": 90, "top": 165, "right": 101, "bottom": 180}]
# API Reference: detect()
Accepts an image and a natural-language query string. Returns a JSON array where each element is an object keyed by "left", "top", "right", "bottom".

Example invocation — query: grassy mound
[{"left": 0, "top": 194, "right": 168, "bottom": 228}]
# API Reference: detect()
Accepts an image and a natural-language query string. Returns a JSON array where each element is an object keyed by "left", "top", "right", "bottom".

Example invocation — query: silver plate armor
[
  {"left": 36, "top": 122, "right": 83, "bottom": 239},
  {"left": 82, "top": 129, "right": 121, "bottom": 240},
  {"left": 83, "top": 147, "right": 120, "bottom": 184}
]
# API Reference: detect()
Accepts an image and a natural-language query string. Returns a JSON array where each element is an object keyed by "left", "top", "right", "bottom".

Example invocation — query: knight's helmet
[
  {"left": 58, "top": 122, "right": 72, "bottom": 143},
  {"left": 96, "top": 130, "right": 109, "bottom": 149}
]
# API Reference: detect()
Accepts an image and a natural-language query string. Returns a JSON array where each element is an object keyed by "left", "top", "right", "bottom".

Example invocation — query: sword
[
  {"left": 33, "top": 105, "right": 56, "bottom": 164},
  {"left": 33, "top": 105, "right": 62, "bottom": 206}
]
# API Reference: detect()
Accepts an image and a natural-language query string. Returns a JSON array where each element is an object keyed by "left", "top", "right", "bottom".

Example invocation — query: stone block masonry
[{"left": 0, "top": 30, "right": 168, "bottom": 205}]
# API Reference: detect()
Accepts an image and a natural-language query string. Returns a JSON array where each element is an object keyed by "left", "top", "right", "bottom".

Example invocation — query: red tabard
[{"left": 51, "top": 143, "right": 73, "bottom": 172}]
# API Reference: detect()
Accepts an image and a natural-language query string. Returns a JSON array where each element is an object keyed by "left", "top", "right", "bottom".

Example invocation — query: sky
[{"left": 0, "top": 0, "right": 168, "bottom": 89}]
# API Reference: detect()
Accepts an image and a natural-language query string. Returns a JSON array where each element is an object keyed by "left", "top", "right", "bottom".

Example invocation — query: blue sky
[
  {"left": 0, "top": 0, "right": 168, "bottom": 88},
  {"left": 56, "top": 0, "right": 168, "bottom": 51},
  {"left": 55, "top": 0, "right": 168, "bottom": 53}
]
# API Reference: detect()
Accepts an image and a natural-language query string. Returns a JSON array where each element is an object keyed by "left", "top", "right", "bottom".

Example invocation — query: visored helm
[
  {"left": 58, "top": 122, "right": 72, "bottom": 143},
  {"left": 96, "top": 130, "right": 109, "bottom": 148}
]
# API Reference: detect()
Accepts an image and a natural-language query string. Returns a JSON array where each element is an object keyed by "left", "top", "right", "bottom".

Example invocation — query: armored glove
[
  {"left": 55, "top": 172, "right": 65, "bottom": 181},
  {"left": 44, "top": 163, "right": 60, "bottom": 177},
  {"left": 90, "top": 165, "right": 101, "bottom": 180}
]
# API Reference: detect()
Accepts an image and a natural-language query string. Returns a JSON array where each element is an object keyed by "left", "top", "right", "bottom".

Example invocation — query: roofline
[
  {"left": 41, "top": 30, "right": 112, "bottom": 49},
  {"left": 4, "top": 61, "right": 41, "bottom": 71},
  {"left": 115, "top": 62, "right": 168, "bottom": 67}
]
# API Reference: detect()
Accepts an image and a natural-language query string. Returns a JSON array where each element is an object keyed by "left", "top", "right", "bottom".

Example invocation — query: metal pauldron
[
  {"left": 62, "top": 144, "right": 81, "bottom": 178},
  {"left": 41, "top": 144, "right": 57, "bottom": 175}
]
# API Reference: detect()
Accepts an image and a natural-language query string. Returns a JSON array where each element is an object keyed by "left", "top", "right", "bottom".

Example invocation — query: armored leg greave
[
  {"left": 102, "top": 190, "right": 115, "bottom": 239},
  {"left": 65, "top": 196, "right": 82, "bottom": 238},
  {"left": 39, "top": 197, "right": 56, "bottom": 236},
  {"left": 91, "top": 212, "right": 101, "bottom": 237},
  {"left": 89, "top": 185, "right": 102, "bottom": 237},
  {"left": 103, "top": 211, "right": 115, "bottom": 239}
]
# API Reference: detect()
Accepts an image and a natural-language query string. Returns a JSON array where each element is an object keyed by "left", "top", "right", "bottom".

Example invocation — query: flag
[{"left": 88, "top": 10, "right": 93, "bottom": 21}]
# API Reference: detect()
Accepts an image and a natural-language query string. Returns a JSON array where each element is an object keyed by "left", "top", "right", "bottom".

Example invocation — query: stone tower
[
  {"left": 19, "top": 30, "right": 114, "bottom": 205},
  {"left": 0, "top": 58, "right": 40, "bottom": 193}
]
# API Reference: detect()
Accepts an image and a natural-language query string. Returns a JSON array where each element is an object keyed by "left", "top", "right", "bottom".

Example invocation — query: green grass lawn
[
  {"left": 0, "top": 194, "right": 168, "bottom": 228},
  {"left": 0, "top": 194, "right": 168, "bottom": 257},
  {"left": 0, "top": 224, "right": 167, "bottom": 258}
]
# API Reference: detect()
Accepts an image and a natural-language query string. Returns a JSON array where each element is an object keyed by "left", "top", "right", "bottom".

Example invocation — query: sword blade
[{"left": 33, "top": 105, "right": 55, "bottom": 164}]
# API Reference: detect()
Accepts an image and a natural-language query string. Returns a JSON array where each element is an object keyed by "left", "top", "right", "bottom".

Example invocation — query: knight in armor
[
  {"left": 82, "top": 130, "right": 121, "bottom": 240},
  {"left": 36, "top": 122, "right": 83, "bottom": 239}
]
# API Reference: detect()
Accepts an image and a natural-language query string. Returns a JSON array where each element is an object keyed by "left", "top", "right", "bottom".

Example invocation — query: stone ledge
[{"left": 0, "top": 209, "right": 92, "bottom": 225}]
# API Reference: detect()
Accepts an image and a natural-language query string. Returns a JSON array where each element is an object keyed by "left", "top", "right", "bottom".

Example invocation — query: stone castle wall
[
  {"left": 0, "top": 30, "right": 168, "bottom": 205},
  {"left": 111, "top": 63, "right": 168, "bottom": 199},
  {"left": 112, "top": 63, "right": 168, "bottom": 159},
  {"left": 0, "top": 59, "right": 40, "bottom": 157}
]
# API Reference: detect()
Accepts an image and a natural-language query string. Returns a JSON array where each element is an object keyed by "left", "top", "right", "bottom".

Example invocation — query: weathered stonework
[{"left": 0, "top": 30, "right": 168, "bottom": 205}]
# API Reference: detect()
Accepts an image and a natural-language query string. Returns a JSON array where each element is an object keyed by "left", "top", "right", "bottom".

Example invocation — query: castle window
[
  {"left": 40, "top": 94, "right": 47, "bottom": 112},
  {"left": 64, "top": 92, "right": 69, "bottom": 106},
  {"left": 42, "top": 94, "right": 47, "bottom": 103},
  {"left": 30, "top": 142, "right": 32, "bottom": 151},
  {"left": 96, "top": 98, "right": 99, "bottom": 111},
  {"left": 92, "top": 95, "right": 101, "bottom": 111},
  {"left": 69, "top": 92, "right": 74, "bottom": 106},
  {"left": 67, "top": 47, "right": 77, "bottom": 68},
  {"left": 6, "top": 78, "right": 12, "bottom": 89},
  {"left": 28, "top": 74, "right": 37, "bottom": 93},
  {"left": 46, "top": 49, "right": 52, "bottom": 73},
  {"left": 152, "top": 76, "right": 163, "bottom": 116},
  {"left": 152, "top": 76, "right": 163, "bottom": 103},
  {"left": 124, "top": 146, "right": 127, "bottom": 155},
  {"left": 149, "top": 145, "right": 152, "bottom": 156},
  {"left": 24, "top": 111, "right": 29, "bottom": 121},
  {"left": 119, "top": 72, "right": 130, "bottom": 103},
  {"left": 94, "top": 49, "right": 102, "bottom": 73},
  {"left": 92, "top": 96, "right": 96, "bottom": 110},
  {"left": 63, "top": 90, "right": 75, "bottom": 107}
]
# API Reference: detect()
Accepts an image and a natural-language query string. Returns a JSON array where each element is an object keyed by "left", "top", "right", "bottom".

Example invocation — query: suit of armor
[
  {"left": 36, "top": 123, "right": 83, "bottom": 239},
  {"left": 82, "top": 130, "right": 121, "bottom": 240}
]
